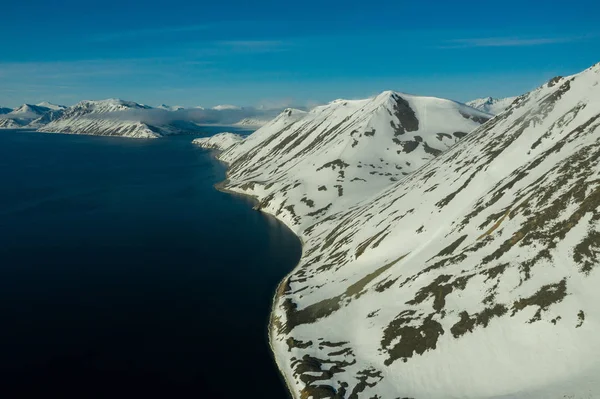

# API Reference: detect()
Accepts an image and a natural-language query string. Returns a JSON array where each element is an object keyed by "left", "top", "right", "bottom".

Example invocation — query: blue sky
[{"left": 0, "top": 0, "right": 599, "bottom": 108}]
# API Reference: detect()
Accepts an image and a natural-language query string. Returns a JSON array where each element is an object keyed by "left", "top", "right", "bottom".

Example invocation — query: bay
[{"left": 0, "top": 129, "right": 300, "bottom": 398}]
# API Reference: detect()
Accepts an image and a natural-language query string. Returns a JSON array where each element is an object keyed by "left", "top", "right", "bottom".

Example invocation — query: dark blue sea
[{"left": 0, "top": 129, "right": 301, "bottom": 398}]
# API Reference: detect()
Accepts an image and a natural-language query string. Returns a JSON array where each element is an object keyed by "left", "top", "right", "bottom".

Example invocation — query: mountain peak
[
  {"left": 375, "top": 90, "right": 408, "bottom": 101},
  {"left": 72, "top": 99, "right": 152, "bottom": 112},
  {"left": 158, "top": 104, "right": 184, "bottom": 111},
  {"left": 466, "top": 96, "right": 517, "bottom": 115},
  {"left": 8, "top": 104, "right": 52, "bottom": 119},
  {"left": 200, "top": 89, "right": 491, "bottom": 229},
  {"left": 12, "top": 104, "right": 35, "bottom": 112},
  {"left": 36, "top": 101, "right": 65, "bottom": 111}
]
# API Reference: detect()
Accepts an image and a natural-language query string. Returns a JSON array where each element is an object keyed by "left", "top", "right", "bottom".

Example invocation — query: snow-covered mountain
[
  {"left": 7, "top": 104, "right": 52, "bottom": 119},
  {"left": 466, "top": 96, "right": 517, "bottom": 115},
  {"left": 196, "top": 92, "right": 490, "bottom": 228},
  {"left": 0, "top": 104, "right": 53, "bottom": 129},
  {"left": 37, "top": 99, "right": 196, "bottom": 138},
  {"left": 234, "top": 117, "right": 272, "bottom": 127},
  {"left": 36, "top": 101, "right": 66, "bottom": 111},
  {"left": 1, "top": 98, "right": 286, "bottom": 136},
  {"left": 157, "top": 104, "right": 184, "bottom": 111},
  {"left": 192, "top": 132, "right": 245, "bottom": 150},
  {"left": 0, "top": 103, "right": 65, "bottom": 128},
  {"left": 0, "top": 118, "right": 25, "bottom": 129},
  {"left": 195, "top": 63, "right": 600, "bottom": 399},
  {"left": 0, "top": 107, "right": 19, "bottom": 128},
  {"left": 27, "top": 109, "right": 66, "bottom": 128}
]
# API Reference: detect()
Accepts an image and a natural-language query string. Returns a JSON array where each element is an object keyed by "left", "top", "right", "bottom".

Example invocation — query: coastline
[
  {"left": 13, "top": 129, "right": 160, "bottom": 140},
  {"left": 209, "top": 149, "right": 302, "bottom": 399}
]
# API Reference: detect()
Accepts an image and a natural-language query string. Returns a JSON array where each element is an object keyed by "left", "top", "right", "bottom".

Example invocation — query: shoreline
[{"left": 209, "top": 149, "right": 302, "bottom": 399}]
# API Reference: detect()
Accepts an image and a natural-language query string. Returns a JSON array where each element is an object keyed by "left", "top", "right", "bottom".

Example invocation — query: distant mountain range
[
  {"left": 37, "top": 99, "right": 199, "bottom": 138},
  {"left": 0, "top": 100, "right": 284, "bottom": 138},
  {"left": 0, "top": 95, "right": 517, "bottom": 138},
  {"left": 0, "top": 103, "right": 64, "bottom": 128},
  {"left": 466, "top": 96, "right": 517, "bottom": 115},
  {"left": 157, "top": 104, "right": 185, "bottom": 111}
]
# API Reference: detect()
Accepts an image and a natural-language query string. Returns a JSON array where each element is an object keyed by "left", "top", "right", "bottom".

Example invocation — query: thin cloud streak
[
  {"left": 89, "top": 24, "right": 214, "bottom": 42},
  {"left": 0, "top": 57, "right": 212, "bottom": 81},
  {"left": 215, "top": 40, "right": 290, "bottom": 53},
  {"left": 218, "top": 40, "right": 284, "bottom": 48},
  {"left": 440, "top": 36, "right": 583, "bottom": 48}
]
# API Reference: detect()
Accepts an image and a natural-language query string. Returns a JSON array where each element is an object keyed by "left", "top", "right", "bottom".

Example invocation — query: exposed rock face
[{"left": 201, "top": 63, "right": 600, "bottom": 399}]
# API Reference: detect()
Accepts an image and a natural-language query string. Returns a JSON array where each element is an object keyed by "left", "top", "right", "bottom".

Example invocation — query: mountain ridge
[
  {"left": 37, "top": 99, "right": 182, "bottom": 138},
  {"left": 157, "top": 104, "right": 185, "bottom": 111},
  {"left": 466, "top": 96, "right": 517, "bottom": 115},
  {"left": 196, "top": 90, "right": 491, "bottom": 232},
  {"left": 0, "top": 104, "right": 54, "bottom": 129},
  {"left": 35, "top": 101, "right": 66, "bottom": 111},
  {"left": 234, "top": 117, "right": 272, "bottom": 127}
]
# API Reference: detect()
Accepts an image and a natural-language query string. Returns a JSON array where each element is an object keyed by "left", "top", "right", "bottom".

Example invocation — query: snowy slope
[
  {"left": 0, "top": 103, "right": 66, "bottom": 129},
  {"left": 9, "top": 104, "right": 51, "bottom": 117},
  {"left": 0, "top": 104, "right": 52, "bottom": 129},
  {"left": 27, "top": 109, "right": 66, "bottom": 128},
  {"left": 234, "top": 117, "right": 272, "bottom": 127},
  {"left": 202, "top": 64, "right": 600, "bottom": 399},
  {"left": 192, "top": 133, "right": 245, "bottom": 150},
  {"left": 4, "top": 104, "right": 51, "bottom": 121},
  {"left": 157, "top": 104, "right": 184, "bottom": 111},
  {"left": 206, "top": 92, "right": 489, "bottom": 230},
  {"left": 51, "top": 99, "right": 152, "bottom": 116},
  {"left": 37, "top": 99, "right": 193, "bottom": 138},
  {"left": 0, "top": 118, "right": 25, "bottom": 129},
  {"left": 194, "top": 108, "right": 307, "bottom": 153},
  {"left": 36, "top": 101, "right": 66, "bottom": 111},
  {"left": 467, "top": 96, "right": 517, "bottom": 115}
]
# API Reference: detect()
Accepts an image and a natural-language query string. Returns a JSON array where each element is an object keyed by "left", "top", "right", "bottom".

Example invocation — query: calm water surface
[{"left": 0, "top": 129, "right": 301, "bottom": 398}]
